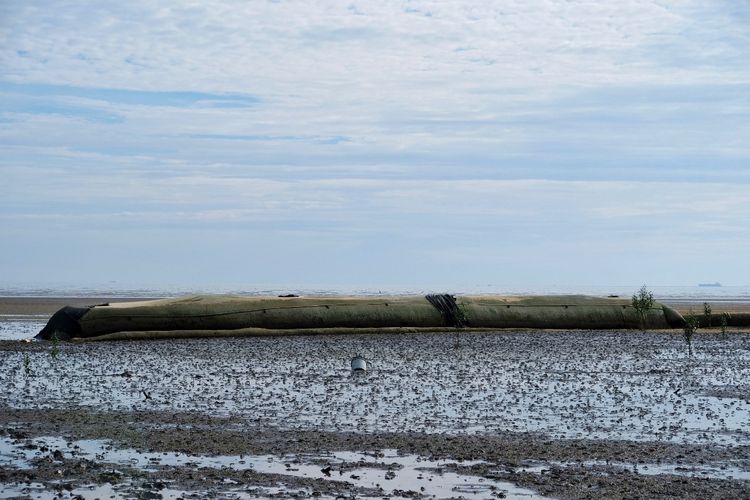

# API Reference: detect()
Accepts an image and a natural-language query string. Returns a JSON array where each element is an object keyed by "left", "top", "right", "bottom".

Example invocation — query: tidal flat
[{"left": 1, "top": 319, "right": 749, "bottom": 498}]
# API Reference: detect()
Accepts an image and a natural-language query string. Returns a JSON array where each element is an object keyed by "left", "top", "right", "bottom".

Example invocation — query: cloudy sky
[{"left": 1, "top": 1, "right": 749, "bottom": 291}]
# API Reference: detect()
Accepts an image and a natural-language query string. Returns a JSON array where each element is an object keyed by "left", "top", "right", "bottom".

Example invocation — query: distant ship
[{"left": 698, "top": 282, "right": 722, "bottom": 287}]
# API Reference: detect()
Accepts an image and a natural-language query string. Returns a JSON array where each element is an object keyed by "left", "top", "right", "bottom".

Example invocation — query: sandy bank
[{"left": 0, "top": 297, "right": 163, "bottom": 316}]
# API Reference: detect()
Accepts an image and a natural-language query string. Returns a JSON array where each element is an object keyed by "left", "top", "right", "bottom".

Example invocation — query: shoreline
[
  {"left": 0, "top": 297, "right": 165, "bottom": 316},
  {"left": 3, "top": 294, "right": 750, "bottom": 317}
]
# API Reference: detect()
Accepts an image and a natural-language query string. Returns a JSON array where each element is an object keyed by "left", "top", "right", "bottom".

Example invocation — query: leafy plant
[
  {"left": 683, "top": 310, "right": 698, "bottom": 357},
  {"left": 50, "top": 333, "right": 60, "bottom": 359},
  {"left": 631, "top": 285, "right": 655, "bottom": 331},
  {"left": 703, "top": 302, "right": 712, "bottom": 327},
  {"left": 720, "top": 313, "right": 729, "bottom": 338},
  {"left": 453, "top": 302, "right": 468, "bottom": 349},
  {"left": 456, "top": 302, "right": 469, "bottom": 328}
]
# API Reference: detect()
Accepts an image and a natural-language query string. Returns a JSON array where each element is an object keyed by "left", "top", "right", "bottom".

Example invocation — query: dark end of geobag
[{"left": 36, "top": 306, "right": 91, "bottom": 340}]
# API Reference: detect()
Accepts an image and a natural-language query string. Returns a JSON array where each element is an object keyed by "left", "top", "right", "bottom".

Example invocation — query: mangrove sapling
[
  {"left": 50, "top": 333, "right": 60, "bottom": 359},
  {"left": 23, "top": 353, "right": 31, "bottom": 377},
  {"left": 703, "top": 302, "right": 712, "bottom": 327},
  {"left": 631, "top": 285, "right": 655, "bottom": 331},
  {"left": 453, "top": 302, "right": 469, "bottom": 349},
  {"left": 720, "top": 313, "right": 729, "bottom": 338},
  {"left": 683, "top": 311, "right": 698, "bottom": 357}
]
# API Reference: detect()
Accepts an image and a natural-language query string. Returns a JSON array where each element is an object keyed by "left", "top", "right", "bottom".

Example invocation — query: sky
[{"left": 1, "top": 0, "right": 749, "bottom": 292}]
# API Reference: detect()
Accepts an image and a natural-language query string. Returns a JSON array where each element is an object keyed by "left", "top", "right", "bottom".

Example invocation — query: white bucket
[{"left": 351, "top": 355, "right": 367, "bottom": 372}]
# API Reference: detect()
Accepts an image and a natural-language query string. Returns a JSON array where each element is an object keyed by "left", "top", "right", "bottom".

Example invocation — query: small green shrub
[
  {"left": 683, "top": 310, "right": 698, "bottom": 357},
  {"left": 631, "top": 285, "right": 655, "bottom": 331},
  {"left": 720, "top": 313, "right": 729, "bottom": 338},
  {"left": 454, "top": 301, "right": 469, "bottom": 349},
  {"left": 703, "top": 302, "right": 712, "bottom": 327},
  {"left": 50, "top": 333, "right": 60, "bottom": 359}
]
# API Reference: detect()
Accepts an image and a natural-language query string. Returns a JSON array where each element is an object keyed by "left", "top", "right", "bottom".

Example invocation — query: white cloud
[
  {"left": 2, "top": 1, "right": 747, "bottom": 97},
  {"left": 2, "top": 1, "right": 750, "bottom": 287},
  {"left": 4, "top": 167, "right": 750, "bottom": 231}
]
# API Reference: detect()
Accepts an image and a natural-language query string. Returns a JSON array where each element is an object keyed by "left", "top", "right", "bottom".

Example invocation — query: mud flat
[
  {"left": 0, "top": 296, "right": 163, "bottom": 316},
  {"left": 1, "top": 327, "right": 750, "bottom": 498}
]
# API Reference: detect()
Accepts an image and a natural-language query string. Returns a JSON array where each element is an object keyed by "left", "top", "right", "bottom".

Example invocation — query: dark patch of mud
[
  {"left": 2, "top": 408, "right": 748, "bottom": 465},
  {"left": 0, "top": 454, "right": 377, "bottom": 499},
  {"left": 703, "top": 386, "right": 750, "bottom": 403},
  {"left": 462, "top": 464, "right": 749, "bottom": 500}
]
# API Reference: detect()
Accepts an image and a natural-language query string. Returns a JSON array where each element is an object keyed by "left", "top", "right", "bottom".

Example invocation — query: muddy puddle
[
  {"left": 0, "top": 482, "right": 193, "bottom": 500},
  {"left": 1, "top": 435, "right": 539, "bottom": 498},
  {"left": 2, "top": 428, "right": 749, "bottom": 499}
]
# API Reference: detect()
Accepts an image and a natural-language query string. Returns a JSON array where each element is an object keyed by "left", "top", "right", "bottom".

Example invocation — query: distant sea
[{"left": 2, "top": 284, "right": 750, "bottom": 302}]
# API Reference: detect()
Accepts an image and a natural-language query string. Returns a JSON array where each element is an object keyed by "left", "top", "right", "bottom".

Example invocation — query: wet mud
[{"left": 1, "top": 328, "right": 750, "bottom": 498}]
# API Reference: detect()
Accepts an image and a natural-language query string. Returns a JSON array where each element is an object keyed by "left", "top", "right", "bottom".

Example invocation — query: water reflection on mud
[{"left": 0, "top": 436, "right": 540, "bottom": 498}]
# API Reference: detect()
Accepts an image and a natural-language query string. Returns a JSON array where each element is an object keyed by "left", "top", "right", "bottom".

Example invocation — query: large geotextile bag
[
  {"left": 464, "top": 295, "right": 684, "bottom": 330},
  {"left": 37, "top": 294, "right": 685, "bottom": 341}
]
